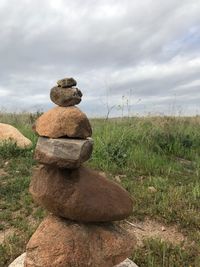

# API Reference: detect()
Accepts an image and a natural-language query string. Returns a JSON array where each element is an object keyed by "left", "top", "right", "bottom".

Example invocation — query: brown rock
[
  {"left": 50, "top": 87, "right": 82, "bottom": 107},
  {"left": 34, "top": 137, "right": 93, "bottom": 168},
  {"left": 34, "top": 106, "right": 92, "bottom": 138},
  {"left": 57, "top": 77, "right": 77, "bottom": 88},
  {"left": 25, "top": 215, "right": 136, "bottom": 267},
  {"left": 0, "top": 123, "right": 32, "bottom": 148},
  {"left": 30, "top": 166, "right": 133, "bottom": 222}
]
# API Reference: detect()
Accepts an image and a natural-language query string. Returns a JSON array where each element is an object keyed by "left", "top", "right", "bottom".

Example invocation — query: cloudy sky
[{"left": 0, "top": 0, "right": 200, "bottom": 117}]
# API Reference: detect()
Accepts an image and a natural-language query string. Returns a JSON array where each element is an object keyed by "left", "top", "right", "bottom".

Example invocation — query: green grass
[
  {"left": 133, "top": 238, "right": 200, "bottom": 267},
  {"left": 0, "top": 114, "right": 200, "bottom": 266}
]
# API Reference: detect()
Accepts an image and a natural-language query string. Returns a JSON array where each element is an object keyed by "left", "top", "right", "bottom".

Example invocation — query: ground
[{"left": 0, "top": 113, "right": 200, "bottom": 267}]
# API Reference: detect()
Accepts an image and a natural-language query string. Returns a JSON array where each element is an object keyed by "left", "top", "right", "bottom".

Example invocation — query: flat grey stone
[
  {"left": 50, "top": 87, "right": 82, "bottom": 107},
  {"left": 8, "top": 253, "right": 25, "bottom": 267},
  {"left": 57, "top": 77, "right": 77, "bottom": 88},
  {"left": 34, "top": 137, "right": 93, "bottom": 168},
  {"left": 115, "top": 258, "right": 139, "bottom": 267}
]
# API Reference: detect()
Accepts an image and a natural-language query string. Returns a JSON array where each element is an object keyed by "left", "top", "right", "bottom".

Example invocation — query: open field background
[{"left": 0, "top": 113, "right": 200, "bottom": 267}]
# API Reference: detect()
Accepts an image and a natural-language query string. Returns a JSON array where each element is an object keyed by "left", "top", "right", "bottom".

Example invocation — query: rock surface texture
[
  {"left": 30, "top": 165, "right": 133, "bottom": 222},
  {"left": 34, "top": 137, "right": 93, "bottom": 168},
  {"left": 0, "top": 123, "right": 32, "bottom": 148},
  {"left": 50, "top": 86, "right": 82, "bottom": 107},
  {"left": 25, "top": 77, "right": 136, "bottom": 267},
  {"left": 25, "top": 215, "right": 136, "bottom": 267},
  {"left": 57, "top": 77, "right": 77, "bottom": 88},
  {"left": 34, "top": 106, "right": 92, "bottom": 138}
]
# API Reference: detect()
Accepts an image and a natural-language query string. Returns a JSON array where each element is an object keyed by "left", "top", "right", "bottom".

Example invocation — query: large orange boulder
[
  {"left": 0, "top": 123, "right": 32, "bottom": 148},
  {"left": 30, "top": 165, "right": 133, "bottom": 222},
  {"left": 34, "top": 106, "right": 92, "bottom": 138},
  {"left": 25, "top": 215, "right": 136, "bottom": 267}
]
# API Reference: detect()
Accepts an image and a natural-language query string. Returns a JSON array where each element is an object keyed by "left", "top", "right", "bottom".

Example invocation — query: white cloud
[
  {"left": 0, "top": 0, "right": 200, "bottom": 115},
  {"left": 0, "top": 88, "right": 10, "bottom": 97}
]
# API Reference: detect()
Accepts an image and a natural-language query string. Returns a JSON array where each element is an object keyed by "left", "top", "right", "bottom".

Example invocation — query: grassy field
[{"left": 0, "top": 113, "right": 200, "bottom": 266}]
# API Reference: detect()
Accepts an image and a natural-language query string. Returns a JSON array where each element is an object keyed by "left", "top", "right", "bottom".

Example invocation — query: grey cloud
[{"left": 0, "top": 0, "right": 200, "bottom": 115}]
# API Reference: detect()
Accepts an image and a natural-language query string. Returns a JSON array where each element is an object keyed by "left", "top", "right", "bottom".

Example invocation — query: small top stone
[{"left": 57, "top": 77, "right": 77, "bottom": 88}]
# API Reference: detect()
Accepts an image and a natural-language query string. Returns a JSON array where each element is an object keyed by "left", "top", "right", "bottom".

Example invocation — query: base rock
[{"left": 25, "top": 215, "right": 136, "bottom": 267}]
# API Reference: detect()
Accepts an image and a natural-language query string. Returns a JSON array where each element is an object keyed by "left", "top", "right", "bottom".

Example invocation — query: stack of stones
[{"left": 24, "top": 78, "right": 136, "bottom": 267}]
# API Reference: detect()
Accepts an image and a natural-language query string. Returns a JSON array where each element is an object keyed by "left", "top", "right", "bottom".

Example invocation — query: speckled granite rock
[
  {"left": 24, "top": 215, "right": 136, "bottom": 267},
  {"left": 34, "top": 106, "right": 92, "bottom": 139}
]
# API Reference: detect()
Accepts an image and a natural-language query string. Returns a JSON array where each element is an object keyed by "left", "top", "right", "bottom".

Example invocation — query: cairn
[{"left": 24, "top": 78, "right": 136, "bottom": 267}]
